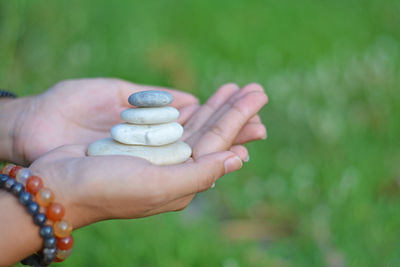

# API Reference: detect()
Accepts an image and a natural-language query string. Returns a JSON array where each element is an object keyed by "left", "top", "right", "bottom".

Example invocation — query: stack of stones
[{"left": 88, "top": 90, "right": 192, "bottom": 165}]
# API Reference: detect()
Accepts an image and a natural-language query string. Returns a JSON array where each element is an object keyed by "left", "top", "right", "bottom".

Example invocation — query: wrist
[
  {"left": 28, "top": 164, "right": 95, "bottom": 230},
  {"left": 0, "top": 97, "right": 35, "bottom": 165},
  {"left": 1, "top": 165, "right": 75, "bottom": 265}
]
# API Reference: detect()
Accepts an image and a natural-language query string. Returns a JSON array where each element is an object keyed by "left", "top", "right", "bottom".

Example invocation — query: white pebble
[
  {"left": 121, "top": 106, "right": 179, "bottom": 125},
  {"left": 88, "top": 138, "right": 192, "bottom": 165},
  {"left": 111, "top": 122, "right": 183, "bottom": 146}
]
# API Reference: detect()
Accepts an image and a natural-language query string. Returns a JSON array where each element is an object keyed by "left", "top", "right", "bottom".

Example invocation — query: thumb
[{"left": 160, "top": 151, "right": 243, "bottom": 197}]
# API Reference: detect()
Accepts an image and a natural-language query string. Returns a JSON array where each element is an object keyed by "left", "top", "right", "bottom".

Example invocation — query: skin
[{"left": 0, "top": 78, "right": 268, "bottom": 266}]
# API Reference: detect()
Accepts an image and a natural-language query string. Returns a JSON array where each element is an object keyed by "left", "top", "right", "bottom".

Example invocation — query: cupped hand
[
  {"left": 14, "top": 78, "right": 199, "bottom": 164},
  {"left": 28, "top": 83, "right": 268, "bottom": 229}
]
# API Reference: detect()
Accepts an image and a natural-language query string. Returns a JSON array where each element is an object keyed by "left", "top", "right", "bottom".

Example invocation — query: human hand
[
  {"left": 11, "top": 78, "right": 200, "bottom": 164},
  {"left": 27, "top": 83, "right": 268, "bottom": 229}
]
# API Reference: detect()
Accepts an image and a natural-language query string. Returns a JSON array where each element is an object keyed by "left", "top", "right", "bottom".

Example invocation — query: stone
[
  {"left": 128, "top": 90, "right": 173, "bottom": 107},
  {"left": 110, "top": 122, "right": 183, "bottom": 146},
  {"left": 121, "top": 106, "right": 179, "bottom": 125},
  {"left": 88, "top": 138, "right": 192, "bottom": 165}
]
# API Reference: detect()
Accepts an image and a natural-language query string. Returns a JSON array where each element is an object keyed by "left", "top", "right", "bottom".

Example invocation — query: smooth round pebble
[
  {"left": 121, "top": 106, "right": 179, "bottom": 125},
  {"left": 128, "top": 90, "right": 173, "bottom": 107},
  {"left": 111, "top": 122, "right": 183, "bottom": 146},
  {"left": 88, "top": 138, "right": 192, "bottom": 165}
]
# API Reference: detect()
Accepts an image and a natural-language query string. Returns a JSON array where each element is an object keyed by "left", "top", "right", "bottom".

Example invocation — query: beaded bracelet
[{"left": 0, "top": 163, "right": 74, "bottom": 266}]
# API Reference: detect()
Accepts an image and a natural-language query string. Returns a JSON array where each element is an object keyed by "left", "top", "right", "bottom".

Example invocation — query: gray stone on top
[{"left": 128, "top": 90, "right": 174, "bottom": 107}]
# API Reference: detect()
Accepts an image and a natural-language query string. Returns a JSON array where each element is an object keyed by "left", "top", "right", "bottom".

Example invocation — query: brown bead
[
  {"left": 57, "top": 235, "right": 74, "bottom": 250},
  {"left": 9, "top": 166, "right": 22, "bottom": 178},
  {"left": 36, "top": 188, "right": 54, "bottom": 207},
  {"left": 26, "top": 176, "right": 43, "bottom": 195},
  {"left": 47, "top": 203, "right": 65, "bottom": 221},
  {"left": 54, "top": 220, "right": 73, "bottom": 238}
]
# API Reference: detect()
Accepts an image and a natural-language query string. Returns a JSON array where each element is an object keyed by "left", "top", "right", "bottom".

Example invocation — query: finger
[
  {"left": 232, "top": 82, "right": 265, "bottom": 100},
  {"left": 202, "top": 83, "right": 267, "bottom": 130},
  {"left": 159, "top": 151, "right": 243, "bottom": 197},
  {"left": 230, "top": 145, "right": 249, "bottom": 162},
  {"left": 191, "top": 90, "right": 268, "bottom": 157},
  {"left": 177, "top": 104, "right": 200, "bottom": 125},
  {"left": 183, "top": 83, "right": 239, "bottom": 138},
  {"left": 229, "top": 114, "right": 263, "bottom": 145},
  {"left": 249, "top": 114, "right": 261, "bottom": 123},
  {"left": 113, "top": 78, "right": 199, "bottom": 108},
  {"left": 233, "top": 123, "right": 267, "bottom": 145}
]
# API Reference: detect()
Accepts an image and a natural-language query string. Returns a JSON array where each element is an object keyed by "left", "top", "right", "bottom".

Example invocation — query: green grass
[{"left": 1, "top": 0, "right": 400, "bottom": 266}]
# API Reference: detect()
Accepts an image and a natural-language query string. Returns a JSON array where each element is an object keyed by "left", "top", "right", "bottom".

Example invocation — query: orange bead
[
  {"left": 26, "top": 176, "right": 43, "bottom": 195},
  {"left": 54, "top": 220, "right": 73, "bottom": 238},
  {"left": 57, "top": 235, "right": 74, "bottom": 250},
  {"left": 9, "top": 166, "right": 22, "bottom": 178},
  {"left": 36, "top": 188, "right": 54, "bottom": 207},
  {"left": 1, "top": 163, "right": 16, "bottom": 175},
  {"left": 47, "top": 203, "right": 65, "bottom": 221}
]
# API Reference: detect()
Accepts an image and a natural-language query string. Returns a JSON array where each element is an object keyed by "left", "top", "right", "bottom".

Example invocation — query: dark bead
[
  {"left": 43, "top": 247, "right": 57, "bottom": 257},
  {"left": 0, "top": 174, "right": 9, "bottom": 187},
  {"left": 40, "top": 225, "right": 54, "bottom": 239},
  {"left": 4, "top": 178, "right": 16, "bottom": 191},
  {"left": 21, "top": 254, "right": 40, "bottom": 266},
  {"left": 39, "top": 257, "right": 53, "bottom": 266},
  {"left": 11, "top": 182, "right": 24, "bottom": 196},
  {"left": 33, "top": 213, "right": 47, "bottom": 226},
  {"left": 18, "top": 191, "right": 32, "bottom": 205},
  {"left": 44, "top": 237, "right": 57, "bottom": 248},
  {"left": 40, "top": 247, "right": 57, "bottom": 265},
  {"left": 26, "top": 201, "right": 40, "bottom": 216}
]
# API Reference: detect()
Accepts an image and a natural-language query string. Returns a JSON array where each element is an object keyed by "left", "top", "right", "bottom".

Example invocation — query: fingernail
[
  {"left": 211, "top": 182, "right": 216, "bottom": 189},
  {"left": 244, "top": 155, "right": 250, "bottom": 162},
  {"left": 262, "top": 133, "right": 267, "bottom": 140},
  {"left": 224, "top": 156, "right": 243, "bottom": 174}
]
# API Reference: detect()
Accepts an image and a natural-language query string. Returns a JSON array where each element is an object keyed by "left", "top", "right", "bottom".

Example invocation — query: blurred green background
[{"left": 1, "top": 0, "right": 400, "bottom": 266}]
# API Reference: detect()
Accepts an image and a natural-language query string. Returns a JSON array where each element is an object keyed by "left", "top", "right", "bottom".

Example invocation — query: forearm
[
  {"left": 0, "top": 97, "right": 32, "bottom": 165},
  {"left": 0, "top": 191, "right": 42, "bottom": 266}
]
